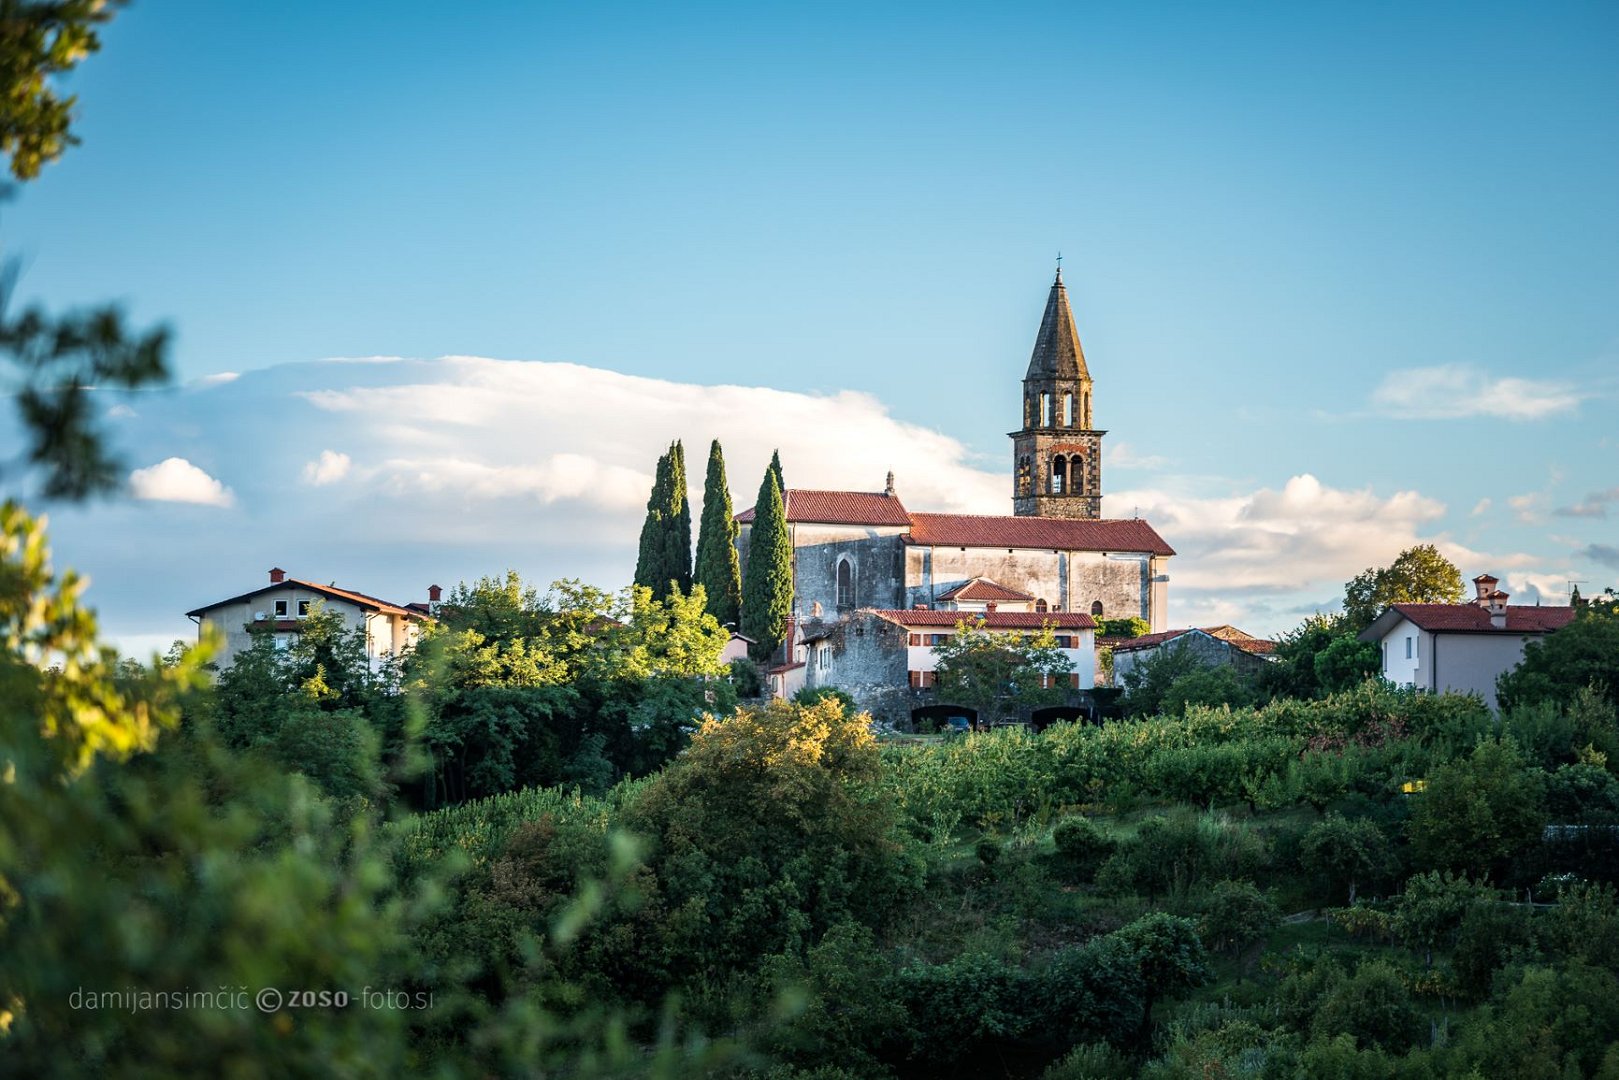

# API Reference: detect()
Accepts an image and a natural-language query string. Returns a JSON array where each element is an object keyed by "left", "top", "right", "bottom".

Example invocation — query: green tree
[
  {"left": 1312, "top": 633, "right": 1381, "bottom": 693},
  {"left": 1309, "top": 959, "right": 1425, "bottom": 1053},
  {"left": 1408, "top": 737, "right": 1548, "bottom": 879},
  {"left": 1119, "top": 638, "right": 1207, "bottom": 716},
  {"left": 1497, "top": 598, "right": 1619, "bottom": 711},
  {"left": 633, "top": 442, "right": 691, "bottom": 599},
  {"left": 1261, "top": 612, "right": 1350, "bottom": 700},
  {"left": 693, "top": 438, "right": 742, "bottom": 630},
  {"left": 1393, "top": 870, "right": 1490, "bottom": 965},
  {"left": 930, "top": 619, "right": 1072, "bottom": 723},
  {"left": 1342, "top": 543, "right": 1465, "bottom": 630},
  {"left": 1300, "top": 813, "right": 1393, "bottom": 904},
  {"left": 740, "top": 461, "right": 793, "bottom": 663},
  {"left": 1112, "top": 912, "right": 1212, "bottom": 1045},
  {"left": 767, "top": 447, "right": 784, "bottom": 495},
  {"left": 1198, "top": 879, "right": 1279, "bottom": 959}
]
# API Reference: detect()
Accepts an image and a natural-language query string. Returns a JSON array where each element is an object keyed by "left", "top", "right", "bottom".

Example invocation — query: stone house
[{"left": 1107, "top": 625, "right": 1277, "bottom": 684}]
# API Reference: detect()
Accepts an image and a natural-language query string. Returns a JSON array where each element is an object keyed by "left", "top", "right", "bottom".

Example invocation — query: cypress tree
[
  {"left": 767, "top": 449, "right": 785, "bottom": 497},
  {"left": 634, "top": 443, "right": 690, "bottom": 599},
  {"left": 665, "top": 440, "right": 693, "bottom": 596},
  {"left": 694, "top": 439, "right": 742, "bottom": 629},
  {"left": 634, "top": 447, "right": 672, "bottom": 594},
  {"left": 741, "top": 459, "right": 793, "bottom": 663}
]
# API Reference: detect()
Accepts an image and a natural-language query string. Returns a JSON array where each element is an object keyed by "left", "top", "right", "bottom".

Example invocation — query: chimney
[
  {"left": 269, "top": 567, "right": 286, "bottom": 584},
  {"left": 1472, "top": 573, "right": 1499, "bottom": 607},
  {"left": 428, "top": 584, "right": 442, "bottom": 603},
  {"left": 986, "top": 601, "right": 998, "bottom": 613},
  {"left": 1487, "top": 589, "right": 1509, "bottom": 629},
  {"left": 884, "top": 470, "right": 896, "bottom": 498}
]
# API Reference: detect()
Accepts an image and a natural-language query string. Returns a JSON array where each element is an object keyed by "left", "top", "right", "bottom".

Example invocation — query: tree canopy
[
  {"left": 930, "top": 619, "right": 1072, "bottom": 722},
  {"left": 1342, "top": 544, "right": 1465, "bottom": 629}
]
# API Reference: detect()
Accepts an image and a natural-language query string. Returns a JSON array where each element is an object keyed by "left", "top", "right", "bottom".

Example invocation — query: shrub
[
  {"left": 1053, "top": 816, "right": 1115, "bottom": 883},
  {"left": 1310, "top": 958, "right": 1424, "bottom": 1052},
  {"left": 1198, "top": 880, "right": 1279, "bottom": 958},
  {"left": 1299, "top": 813, "right": 1393, "bottom": 905}
]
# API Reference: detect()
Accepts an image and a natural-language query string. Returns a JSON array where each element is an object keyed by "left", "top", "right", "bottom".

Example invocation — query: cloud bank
[
  {"left": 16, "top": 354, "right": 1577, "bottom": 650},
  {"left": 1371, "top": 364, "right": 1583, "bottom": 421}
]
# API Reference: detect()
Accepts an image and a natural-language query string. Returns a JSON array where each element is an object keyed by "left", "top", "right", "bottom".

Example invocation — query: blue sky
[{"left": 4, "top": 1, "right": 1616, "bottom": 650}]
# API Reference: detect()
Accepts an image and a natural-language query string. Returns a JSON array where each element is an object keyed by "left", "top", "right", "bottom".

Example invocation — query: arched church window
[
  {"left": 1063, "top": 393, "right": 1074, "bottom": 427},
  {"left": 1051, "top": 455, "right": 1066, "bottom": 494},
  {"left": 1040, "top": 392, "right": 1052, "bottom": 427},
  {"left": 837, "top": 558, "right": 854, "bottom": 610},
  {"left": 1035, "top": 599, "right": 1048, "bottom": 613},
  {"left": 1071, "top": 456, "right": 1084, "bottom": 495},
  {"left": 1091, "top": 600, "right": 1105, "bottom": 618}
]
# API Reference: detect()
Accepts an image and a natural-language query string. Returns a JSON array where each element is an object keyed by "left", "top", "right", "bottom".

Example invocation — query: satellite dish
[{"left": 254, "top": 611, "right": 267, "bottom": 621}]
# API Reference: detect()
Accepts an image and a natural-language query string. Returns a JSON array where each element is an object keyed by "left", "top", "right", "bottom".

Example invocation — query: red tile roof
[
  {"left": 736, "top": 489, "right": 911, "bottom": 527},
  {"left": 1388, "top": 604, "right": 1576, "bottom": 634},
  {"left": 904, "top": 513, "right": 1175, "bottom": 556},
  {"left": 869, "top": 609, "right": 1097, "bottom": 630},
  {"left": 936, "top": 578, "right": 1035, "bottom": 602},
  {"left": 188, "top": 577, "right": 428, "bottom": 620}
]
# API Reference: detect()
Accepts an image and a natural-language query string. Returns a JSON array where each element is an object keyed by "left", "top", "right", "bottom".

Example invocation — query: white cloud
[
  {"left": 194, "top": 371, "right": 240, "bottom": 387},
  {"left": 106, "top": 403, "right": 137, "bottom": 419},
  {"left": 1371, "top": 364, "right": 1583, "bottom": 421},
  {"left": 1470, "top": 498, "right": 1491, "bottom": 516},
  {"left": 302, "top": 450, "right": 352, "bottom": 486},
  {"left": 129, "top": 457, "right": 235, "bottom": 507},
  {"left": 1555, "top": 486, "right": 1619, "bottom": 520},
  {"left": 1105, "top": 441, "right": 1173, "bottom": 470},
  {"left": 1508, "top": 492, "right": 1546, "bottom": 524}
]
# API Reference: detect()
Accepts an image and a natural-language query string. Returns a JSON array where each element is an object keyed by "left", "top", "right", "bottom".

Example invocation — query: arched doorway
[{"left": 912, "top": 704, "right": 978, "bottom": 734}]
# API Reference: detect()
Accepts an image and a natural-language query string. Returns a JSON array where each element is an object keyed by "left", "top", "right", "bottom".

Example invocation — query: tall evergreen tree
[
  {"left": 634, "top": 444, "right": 691, "bottom": 598},
  {"left": 665, "top": 440, "right": 693, "bottom": 596},
  {"left": 767, "top": 449, "right": 785, "bottom": 497},
  {"left": 741, "top": 459, "right": 794, "bottom": 663},
  {"left": 694, "top": 439, "right": 742, "bottom": 629}
]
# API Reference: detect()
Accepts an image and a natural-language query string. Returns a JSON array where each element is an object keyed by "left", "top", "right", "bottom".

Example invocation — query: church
[{"left": 736, "top": 268, "right": 1174, "bottom": 728}]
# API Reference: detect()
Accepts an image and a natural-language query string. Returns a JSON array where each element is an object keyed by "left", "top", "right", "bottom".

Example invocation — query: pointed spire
[{"left": 1025, "top": 266, "right": 1089, "bottom": 380}]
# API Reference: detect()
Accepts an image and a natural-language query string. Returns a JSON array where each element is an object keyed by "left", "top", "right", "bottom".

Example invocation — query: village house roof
[
  {"left": 735, "top": 488, "right": 912, "bottom": 527},
  {"left": 936, "top": 578, "right": 1035, "bottom": 602},
  {"left": 868, "top": 609, "right": 1097, "bottom": 631},
  {"left": 736, "top": 490, "right": 1173, "bottom": 557},
  {"left": 1026, "top": 267, "right": 1090, "bottom": 381},
  {"left": 1110, "top": 625, "right": 1276, "bottom": 656},
  {"left": 1362, "top": 603, "right": 1576, "bottom": 637},
  {"left": 903, "top": 512, "right": 1175, "bottom": 556},
  {"left": 187, "top": 577, "right": 427, "bottom": 621}
]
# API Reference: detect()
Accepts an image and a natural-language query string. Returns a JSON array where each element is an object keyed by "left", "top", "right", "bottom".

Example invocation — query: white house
[
  {"left": 187, "top": 567, "right": 436, "bottom": 670},
  {"left": 1357, "top": 574, "right": 1574, "bottom": 710}
]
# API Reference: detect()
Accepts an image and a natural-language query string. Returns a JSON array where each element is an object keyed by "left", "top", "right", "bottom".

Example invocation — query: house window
[
  {"left": 909, "top": 633, "right": 921, "bottom": 646},
  {"left": 1036, "top": 598, "right": 1049, "bottom": 613},
  {"left": 274, "top": 600, "right": 288, "bottom": 618},
  {"left": 817, "top": 645, "right": 831, "bottom": 670},
  {"left": 1091, "top": 600, "right": 1105, "bottom": 617},
  {"left": 1405, "top": 636, "right": 1413, "bottom": 660},
  {"left": 909, "top": 670, "right": 936, "bottom": 689},
  {"left": 836, "top": 557, "right": 854, "bottom": 609},
  {"left": 1070, "top": 673, "right": 1081, "bottom": 689},
  {"left": 1382, "top": 642, "right": 1388, "bottom": 670},
  {"left": 273, "top": 633, "right": 291, "bottom": 652},
  {"left": 298, "top": 600, "right": 311, "bottom": 617}
]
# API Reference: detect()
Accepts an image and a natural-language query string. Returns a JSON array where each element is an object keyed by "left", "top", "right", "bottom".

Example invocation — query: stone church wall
[
  {"left": 784, "top": 524, "right": 907, "bottom": 617},
  {"left": 901, "top": 545, "right": 1154, "bottom": 624}
]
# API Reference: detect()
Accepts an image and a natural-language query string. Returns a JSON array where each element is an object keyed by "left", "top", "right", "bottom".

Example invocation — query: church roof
[
  {"left": 936, "top": 578, "right": 1035, "bottom": 602},
  {"left": 1025, "top": 268, "right": 1089, "bottom": 381},
  {"left": 904, "top": 513, "right": 1175, "bottom": 556},
  {"left": 735, "top": 488, "right": 911, "bottom": 527}
]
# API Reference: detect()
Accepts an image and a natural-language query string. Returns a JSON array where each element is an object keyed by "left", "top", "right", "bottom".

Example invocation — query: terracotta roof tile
[
  {"left": 868, "top": 609, "right": 1096, "bottom": 630},
  {"left": 187, "top": 577, "right": 428, "bottom": 620},
  {"left": 736, "top": 488, "right": 911, "bottom": 527},
  {"left": 936, "top": 578, "right": 1036, "bottom": 602},
  {"left": 904, "top": 513, "right": 1175, "bottom": 556},
  {"left": 1388, "top": 604, "right": 1576, "bottom": 634}
]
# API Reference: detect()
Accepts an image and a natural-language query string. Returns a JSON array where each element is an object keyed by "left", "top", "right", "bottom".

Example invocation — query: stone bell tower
[{"left": 1010, "top": 265, "right": 1104, "bottom": 519}]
